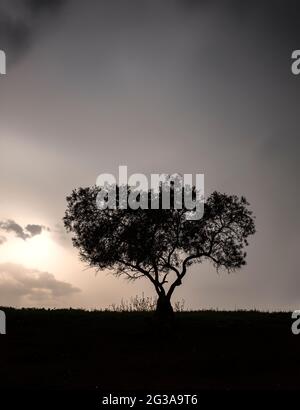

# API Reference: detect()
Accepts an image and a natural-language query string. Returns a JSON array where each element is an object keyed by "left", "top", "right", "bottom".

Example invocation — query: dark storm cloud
[
  {"left": 174, "top": 0, "right": 300, "bottom": 165},
  {"left": 179, "top": 0, "right": 300, "bottom": 29},
  {"left": 0, "top": 9, "right": 30, "bottom": 65},
  {"left": 0, "top": 263, "right": 80, "bottom": 305},
  {"left": 0, "top": 219, "right": 50, "bottom": 240},
  {"left": 177, "top": 0, "right": 300, "bottom": 75},
  {"left": 26, "top": 0, "right": 66, "bottom": 13},
  {"left": 0, "top": 0, "right": 68, "bottom": 66}
]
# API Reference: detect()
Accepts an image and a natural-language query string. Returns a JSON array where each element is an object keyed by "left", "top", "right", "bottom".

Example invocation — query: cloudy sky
[{"left": 0, "top": 0, "right": 299, "bottom": 310}]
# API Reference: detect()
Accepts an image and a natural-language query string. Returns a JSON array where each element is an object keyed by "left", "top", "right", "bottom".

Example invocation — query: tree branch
[{"left": 117, "top": 259, "right": 164, "bottom": 295}]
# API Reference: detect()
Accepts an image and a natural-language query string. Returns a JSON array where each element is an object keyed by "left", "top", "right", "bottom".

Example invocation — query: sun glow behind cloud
[{"left": 0, "top": 231, "right": 61, "bottom": 272}]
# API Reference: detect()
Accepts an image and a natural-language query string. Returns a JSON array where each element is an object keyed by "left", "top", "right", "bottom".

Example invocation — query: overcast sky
[{"left": 0, "top": 0, "right": 299, "bottom": 310}]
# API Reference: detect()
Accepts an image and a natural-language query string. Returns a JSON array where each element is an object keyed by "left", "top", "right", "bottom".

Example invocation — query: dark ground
[{"left": 0, "top": 308, "right": 299, "bottom": 391}]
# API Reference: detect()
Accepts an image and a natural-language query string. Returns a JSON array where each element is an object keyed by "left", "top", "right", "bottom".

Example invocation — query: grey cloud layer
[
  {"left": 0, "top": 263, "right": 80, "bottom": 306},
  {"left": 0, "top": 219, "right": 50, "bottom": 241},
  {"left": 0, "top": 0, "right": 68, "bottom": 66}
]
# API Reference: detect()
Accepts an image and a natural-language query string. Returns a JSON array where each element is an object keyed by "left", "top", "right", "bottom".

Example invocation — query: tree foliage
[{"left": 64, "top": 186, "right": 255, "bottom": 313}]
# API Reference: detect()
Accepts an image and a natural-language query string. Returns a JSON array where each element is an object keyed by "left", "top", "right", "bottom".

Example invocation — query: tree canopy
[{"left": 64, "top": 186, "right": 255, "bottom": 315}]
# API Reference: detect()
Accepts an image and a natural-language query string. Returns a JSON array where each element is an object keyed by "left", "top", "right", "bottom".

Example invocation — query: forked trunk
[{"left": 155, "top": 294, "right": 174, "bottom": 320}]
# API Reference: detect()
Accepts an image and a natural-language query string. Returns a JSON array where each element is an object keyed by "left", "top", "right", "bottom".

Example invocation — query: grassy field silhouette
[{"left": 0, "top": 307, "right": 298, "bottom": 391}]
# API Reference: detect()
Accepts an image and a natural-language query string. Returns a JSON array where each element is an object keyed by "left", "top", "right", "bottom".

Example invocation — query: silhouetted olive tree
[{"left": 64, "top": 186, "right": 255, "bottom": 317}]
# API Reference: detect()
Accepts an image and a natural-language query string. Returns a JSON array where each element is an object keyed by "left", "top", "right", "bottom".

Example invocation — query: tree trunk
[{"left": 155, "top": 294, "right": 174, "bottom": 320}]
